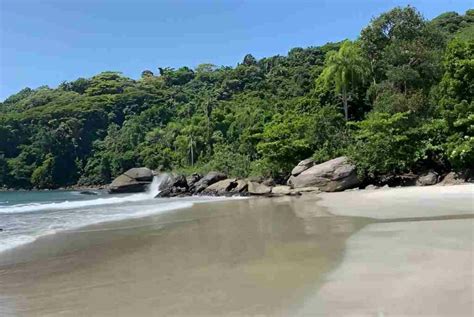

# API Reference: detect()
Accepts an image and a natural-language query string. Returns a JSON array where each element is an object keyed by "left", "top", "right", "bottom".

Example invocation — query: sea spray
[{"left": 147, "top": 175, "right": 165, "bottom": 198}]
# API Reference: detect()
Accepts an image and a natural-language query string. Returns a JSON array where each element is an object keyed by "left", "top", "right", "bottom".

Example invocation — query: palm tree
[{"left": 319, "top": 40, "right": 368, "bottom": 120}]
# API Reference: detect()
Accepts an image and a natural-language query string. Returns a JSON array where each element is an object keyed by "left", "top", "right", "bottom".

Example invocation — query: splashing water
[{"left": 147, "top": 175, "right": 164, "bottom": 198}]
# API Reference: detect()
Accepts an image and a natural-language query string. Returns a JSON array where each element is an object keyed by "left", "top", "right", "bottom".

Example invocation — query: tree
[
  {"left": 438, "top": 39, "right": 474, "bottom": 168},
  {"left": 317, "top": 40, "right": 368, "bottom": 120}
]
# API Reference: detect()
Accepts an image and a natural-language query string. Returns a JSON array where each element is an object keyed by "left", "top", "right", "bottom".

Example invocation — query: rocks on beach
[
  {"left": 105, "top": 157, "right": 471, "bottom": 198},
  {"left": 416, "top": 171, "right": 439, "bottom": 186},
  {"left": 108, "top": 167, "right": 154, "bottom": 193},
  {"left": 288, "top": 156, "right": 360, "bottom": 192}
]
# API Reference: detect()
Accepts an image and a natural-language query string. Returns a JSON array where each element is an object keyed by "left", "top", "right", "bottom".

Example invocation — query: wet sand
[
  {"left": 298, "top": 185, "right": 474, "bottom": 316},
  {"left": 0, "top": 195, "right": 370, "bottom": 316},
  {"left": 1, "top": 185, "right": 473, "bottom": 316}
]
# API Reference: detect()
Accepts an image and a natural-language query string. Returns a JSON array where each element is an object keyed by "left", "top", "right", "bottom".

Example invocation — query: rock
[
  {"left": 291, "top": 158, "right": 315, "bottom": 176},
  {"left": 123, "top": 167, "right": 153, "bottom": 182},
  {"left": 416, "top": 171, "right": 439, "bottom": 186},
  {"left": 79, "top": 190, "right": 98, "bottom": 195},
  {"left": 231, "top": 179, "right": 248, "bottom": 193},
  {"left": 438, "top": 172, "right": 467, "bottom": 186},
  {"left": 186, "top": 173, "right": 202, "bottom": 188},
  {"left": 156, "top": 173, "right": 189, "bottom": 197},
  {"left": 292, "top": 187, "right": 320, "bottom": 194},
  {"left": 262, "top": 178, "right": 276, "bottom": 187},
  {"left": 189, "top": 171, "right": 227, "bottom": 193},
  {"left": 287, "top": 156, "right": 360, "bottom": 192},
  {"left": 202, "top": 179, "right": 237, "bottom": 195},
  {"left": 108, "top": 174, "right": 149, "bottom": 193},
  {"left": 108, "top": 167, "right": 155, "bottom": 193},
  {"left": 364, "top": 184, "right": 379, "bottom": 190},
  {"left": 248, "top": 181, "right": 272, "bottom": 195},
  {"left": 272, "top": 185, "right": 292, "bottom": 195}
]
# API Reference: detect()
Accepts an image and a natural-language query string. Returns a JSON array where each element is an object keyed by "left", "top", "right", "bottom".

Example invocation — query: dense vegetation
[{"left": 1, "top": 7, "right": 472, "bottom": 189}]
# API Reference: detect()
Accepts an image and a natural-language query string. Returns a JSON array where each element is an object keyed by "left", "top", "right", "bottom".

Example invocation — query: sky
[{"left": 0, "top": 0, "right": 472, "bottom": 101}]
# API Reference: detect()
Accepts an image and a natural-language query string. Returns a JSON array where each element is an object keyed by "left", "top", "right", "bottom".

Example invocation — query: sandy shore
[
  {"left": 298, "top": 184, "right": 474, "bottom": 316},
  {"left": 0, "top": 185, "right": 473, "bottom": 316}
]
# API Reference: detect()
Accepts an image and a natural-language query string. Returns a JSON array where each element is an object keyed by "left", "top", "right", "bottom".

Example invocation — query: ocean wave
[
  {"left": 0, "top": 200, "right": 195, "bottom": 254},
  {"left": 0, "top": 193, "right": 154, "bottom": 214}
]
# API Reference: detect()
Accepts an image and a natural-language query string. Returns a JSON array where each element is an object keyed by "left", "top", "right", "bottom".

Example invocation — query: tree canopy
[{"left": 0, "top": 6, "right": 472, "bottom": 189}]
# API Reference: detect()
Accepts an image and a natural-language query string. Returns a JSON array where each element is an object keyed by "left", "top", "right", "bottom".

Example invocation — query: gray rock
[
  {"left": 248, "top": 181, "right": 271, "bottom": 195},
  {"left": 287, "top": 156, "right": 360, "bottom": 192},
  {"left": 364, "top": 184, "right": 379, "bottom": 190},
  {"left": 202, "top": 179, "right": 237, "bottom": 195},
  {"left": 292, "top": 187, "right": 320, "bottom": 194},
  {"left": 123, "top": 167, "right": 153, "bottom": 182},
  {"left": 189, "top": 171, "right": 227, "bottom": 193},
  {"left": 291, "top": 158, "right": 315, "bottom": 176},
  {"left": 438, "top": 172, "right": 467, "bottom": 186},
  {"left": 272, "top": 185, "right": 292, "bottom": 195},
  {"left": 262, "top": 178, "right": 276, "bottom": 187},
  {"left": 231, "top": 179, "right": 248, "bottom": 193},
  {"left": 108, "top": 174, "right": 149, "bottom": 193},
  {"left": 186, "top": 173, "right": 202, "bottom": 188},
  {"left": 416, "top": 171, "right": 439, "bottom": 186},
  {"left": 156, "top": 173, "right": 189, "bottom": 197}
]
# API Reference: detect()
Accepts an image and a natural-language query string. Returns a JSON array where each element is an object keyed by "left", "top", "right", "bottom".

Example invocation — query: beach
[{"left": 0, "top": 185, "right": 473, "bottom": 316}]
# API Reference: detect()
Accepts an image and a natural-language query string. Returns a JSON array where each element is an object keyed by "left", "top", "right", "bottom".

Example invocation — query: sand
[{"left": 0, "top": 185, "right": 473, "bottom": 316}]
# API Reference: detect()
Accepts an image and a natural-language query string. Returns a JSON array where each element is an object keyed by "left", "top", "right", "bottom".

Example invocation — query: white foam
[
  {"left": 0, "top": 200, "right": 194, "bottom": 254},
  {"left": 0, "top": 176, "right": 164, "bottom": 214}
]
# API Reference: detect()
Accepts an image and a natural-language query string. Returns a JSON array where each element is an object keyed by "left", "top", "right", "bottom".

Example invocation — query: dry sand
[{"left": 0, "top": 185, "right": 472, "bottom": 316}]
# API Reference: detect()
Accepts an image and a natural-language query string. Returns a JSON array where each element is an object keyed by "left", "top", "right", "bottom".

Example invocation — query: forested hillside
[{"left": 1, "top": 7, "right": 472, "bottom": 189}]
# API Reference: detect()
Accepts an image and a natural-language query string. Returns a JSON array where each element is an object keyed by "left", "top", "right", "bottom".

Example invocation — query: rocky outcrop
[
  {"left": 202, "top": 179, "right": 237, "bottom": 195},
  {"left": 156, "top": 173, "right": 188, "bottom": 197},
  {"left": 189, "top": 172, "right": 227, "bottom": 193},
  {"left": 108, "top": 167, "right": 154, "bottom": 193},
  {"left": 123, "top": 167, "right": 154, "bottom": 182},
  {"left": 416, "top": 171, "right": 439, "bottom": 186},
  {"left": 287, "top": 156, "right": 360, "bottom": 192},
  {"left": 231, "top": 179, "right": 248, "bottom": 193},
  {"left": 438, "top": 172, "right": 468, "bottom": 186},
  {"left": 248, "top": 181, "right": 272, "bottom": 195},
  {"left": 291, "top": 158, "right": 314, "bottom": 176},
  {"left": 271, "top": 185, "right": 291, "bottom": 195},
  {"left": 186, "top": 173, "right": 202, "bottom": 188}
]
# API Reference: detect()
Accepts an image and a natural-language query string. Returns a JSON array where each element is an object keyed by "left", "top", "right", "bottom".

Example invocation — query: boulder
[
  {"left": 364, "top": 184, "right": 379, "bottom": 190},
  {"left": 186, "top": 173, "right": 202, "bottom": 188},
  {"left": 108, "top": 174, "right": 149, "bottom": 193},
  {"left": 416, "top": 171, "right": 439, "bottom": 186},
  {"left": 202, "top": 179, "right": 237, "bottom": 195},
  {"left": 287, "top": 156, "right": 360, "bottom": 192},
  {"left": 248, "top": 181, "right": 271, "bottom": 195},
  {"left": 189, "top": 171, "right": 227, "bottom": 193},
  {"left": 262, "top": 178, "right": 276, "bottom": 187},
  {"left": 272, "top": 185, "right": 291, "bottom": 195},
  {"left": 231, "top": 179, "right": 248, "bottom": 193},
  {"left": 291, "top": 158, "right": 315, "bottom": 176},
  {"left": 292, "top": 187, "right": 320, "bottom": 194},
  {"left": 438, "top": 172, "right": 467, "bottom": 186},
  {"left": 123, "top": 167, "right": 153, "bottom": 182},
  {"left": 156, "top": 173, "right": 189, "bottom": 197}
]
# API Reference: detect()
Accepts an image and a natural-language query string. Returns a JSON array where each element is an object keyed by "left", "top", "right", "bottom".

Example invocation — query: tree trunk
[{"left": 342, "top": 87, "right": 349, "bottom": 121}]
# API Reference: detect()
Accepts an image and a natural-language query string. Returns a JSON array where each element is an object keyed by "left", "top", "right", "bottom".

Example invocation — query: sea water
[{"left": 0, "top": 177, "right": 229, "bottom": 254}]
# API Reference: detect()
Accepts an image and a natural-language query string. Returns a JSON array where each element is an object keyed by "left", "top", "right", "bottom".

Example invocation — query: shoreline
[
  {"left": 0, "top": 186, "right": 472, "bottom": 316},
  {"left": 0, "top": 194, "right": 372, "bottom": 316}
]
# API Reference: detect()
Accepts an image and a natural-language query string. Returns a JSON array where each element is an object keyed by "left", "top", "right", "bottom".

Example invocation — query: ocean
[{"left": 0, "top": 177, "right": 229, "bottom": 254}]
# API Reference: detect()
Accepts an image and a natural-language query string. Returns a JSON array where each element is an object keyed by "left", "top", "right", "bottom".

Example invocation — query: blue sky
[{"left": 0, "top": 0, "right": 472, "bottom": 101}]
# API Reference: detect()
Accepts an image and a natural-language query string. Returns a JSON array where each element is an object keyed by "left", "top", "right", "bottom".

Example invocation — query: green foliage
[
  {"left": 438, "top": 39, "right": 474, "bottom": 168},
  {"left": 317, "top": 40, "right": 369, "bottom": 120},
  {"left": 31, "top": 154, "right": 55, "bottom": 188},
  {"left": 1, "top": 6, "right": 473, "bottom": 188},
  {"left": 349, "top": 112, "right": 425, "bottom": 176}
]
